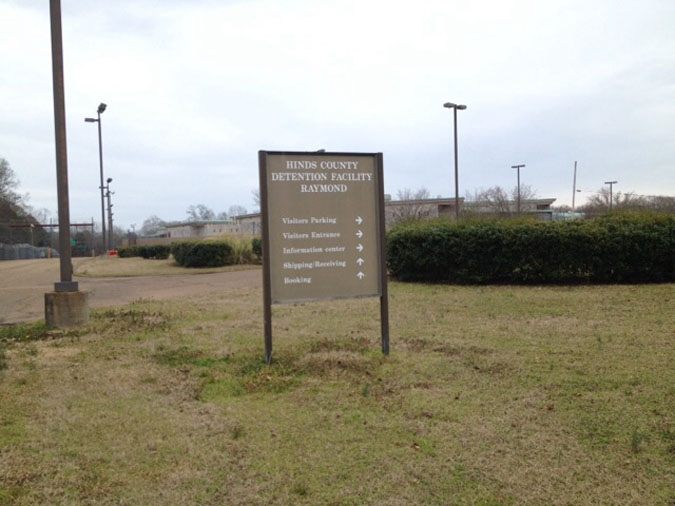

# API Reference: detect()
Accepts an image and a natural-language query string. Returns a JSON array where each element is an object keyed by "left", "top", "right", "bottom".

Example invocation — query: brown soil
[{"left": 0, "top": 258, "right": 260, "bottom": 324}]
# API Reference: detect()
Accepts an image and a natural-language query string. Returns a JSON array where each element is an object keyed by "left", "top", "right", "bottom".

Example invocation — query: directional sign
[
  {"left": 259, "top": 150, "right": 389, "bottom": 363},
  {"left": 260, "top": 152, "right": 383, "bottom": 303}
]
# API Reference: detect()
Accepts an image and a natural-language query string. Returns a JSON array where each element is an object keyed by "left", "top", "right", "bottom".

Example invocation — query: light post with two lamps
[
  {"left": 84, "top": 102, "right": 108, "bottom": 252},
  {"left": 443, "top": 102, "right": 467, "bottom": 220}
]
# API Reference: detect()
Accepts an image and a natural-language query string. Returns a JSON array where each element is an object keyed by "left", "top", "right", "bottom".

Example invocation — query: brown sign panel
[{"left": 260, "top": 152, "right": 384, "bottom": 303}]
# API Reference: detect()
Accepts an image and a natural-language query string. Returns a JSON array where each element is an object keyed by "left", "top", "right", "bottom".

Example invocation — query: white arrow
[
  {"left": 357, "top": 272, "right": 365, "bottom": 280},
  {"left": 356, "top": 244, "right": 364, "bottom": 252},
  {"left": 356, "top": 258, "right": 365, "bottom": 266},
  {"left": 355, "top": 216, "right": 363, "bottom": 225},
  {"left": 356, "top": 230, "right": 363, "bottom": 238}
]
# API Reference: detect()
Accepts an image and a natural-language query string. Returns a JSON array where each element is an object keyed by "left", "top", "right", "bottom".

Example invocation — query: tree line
[{"left": 0, "top": 157, "right": 52, "bottom": 246}]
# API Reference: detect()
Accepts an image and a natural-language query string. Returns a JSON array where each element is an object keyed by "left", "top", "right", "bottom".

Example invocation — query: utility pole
[
  {"left": 45, "top": 0, "right": 89, "bottom": 327},
  {"left": 572, "top": 161, "right": 577, "bottom": 212},
  {"left": 604, "top": 181, "right": 618, "bottom": 211},
  {"left": 105, "top": 177, "right": 114, "bottom": 249},
  {"left": 511, "top": 164, "right": 526, "bottom": 213},
  {"left": 49, "top": 0, "right": 75, "bottom": 291},
  {"left": 443, "top": 102, "right": 467, "bottom": 220}
]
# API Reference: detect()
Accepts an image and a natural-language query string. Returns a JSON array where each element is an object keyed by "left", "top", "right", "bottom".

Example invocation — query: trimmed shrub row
[
  {"left": 117, "top": 244, "right": 171, "bottom": 259},
  {"left": 118, "top": 238, "right": 263, "bottom": 267},
  {"left": 387, "top": 213, "right": 675, "bottom": 284},
  {"left": 170, "top": 240, "right": 234, "bottom": 268},
  {"left": 251, "top": 237, "right": 262, "bottom": 259}
]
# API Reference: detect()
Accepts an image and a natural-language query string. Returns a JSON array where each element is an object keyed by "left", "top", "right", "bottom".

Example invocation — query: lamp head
[
  {"left": 107, "top": 177, "right": 113, "bottom": 183},
  {"left": 84, "top": 117, "right": 97, "bottom": 122},
  {"left": 97, "top": 103, "right": 107, "bottom": 114}
]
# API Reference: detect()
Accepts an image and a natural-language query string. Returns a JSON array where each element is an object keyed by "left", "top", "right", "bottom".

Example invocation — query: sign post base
[{"left": 45, "top": 290, "right": 89, "bottom": 327}]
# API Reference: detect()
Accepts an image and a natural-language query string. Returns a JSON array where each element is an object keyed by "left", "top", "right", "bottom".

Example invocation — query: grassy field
[
  {"left": 1, "top": 281, "right": 673, "bottom": 505},
  {"left": 74, "top": 256, "right": 259, "bottom": 277}
]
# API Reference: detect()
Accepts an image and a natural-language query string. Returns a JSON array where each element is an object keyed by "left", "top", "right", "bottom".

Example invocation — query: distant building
[
  {"left": 463, "top": 198, "right": 557, "bottom": 221},
  {"left": 384, "top": 197, "right": 462, "bottom": 228},
  {"left": 166, "top": 220, "right": 240, "bottom": 239},
  {"left": 234, "top": 213, "right": 262, "bottom": 235}
]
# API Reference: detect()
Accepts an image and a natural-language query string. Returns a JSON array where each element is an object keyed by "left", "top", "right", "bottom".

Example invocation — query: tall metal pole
[
  {"left": 86, "top": 104, "right": 107, "bottom": 253},
  {"left": 572, "top": 161, "right": 577, "bottom": 212},
  {"left": 49, "top": 0, "right": 77, "bottom": 291},
  {"left": 453, "top": 107, "right": 460, "bottom": 220},
  {"left": 106, "top": 182, "right": 113, "bottom": 249},
  {"left": 511, "top": 164, "right": 525, "bottom": 214},
  {"left": 443, "top": 102, "right": 467, "bottom": 220},
  {"left": 97, "top": 111, "right": 107, "bottom": 252},
  {"left": 604, "top": 181, "right": 618, "bottom": 211}
]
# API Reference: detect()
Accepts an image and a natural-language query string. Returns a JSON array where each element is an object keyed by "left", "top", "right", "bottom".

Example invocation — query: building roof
[
  {"left": 386, "top": 197, "right": 462, "bottom": 206},
  {"left": 167, "top": 219, "right": 235, "bottom": 228},
  {"left": 463, "top": 198, "right": 556, "bottom": 207}
]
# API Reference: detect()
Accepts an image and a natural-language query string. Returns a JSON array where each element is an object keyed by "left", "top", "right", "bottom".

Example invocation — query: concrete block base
[{"left": 45, "top": 290, "right": 89, "bottom": 327}]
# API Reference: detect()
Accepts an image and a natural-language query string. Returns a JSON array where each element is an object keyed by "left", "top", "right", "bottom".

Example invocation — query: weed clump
[
  {"left": 0, "top": 322, "right": 81, "bottom": 343},
  {"left": 0, "top": 343, "right": 6, "bottom": 370},
  {"left": 92, "top": 308, "right": 172, "bottom": 333}
]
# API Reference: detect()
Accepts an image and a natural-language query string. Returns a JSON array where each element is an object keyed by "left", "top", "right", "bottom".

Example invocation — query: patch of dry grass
[
  {"left": 1, "top": 283, "right": 673, "bottom": 505},
  {"left": 74, "top": 256, "right": 259, "bottom": 278}
]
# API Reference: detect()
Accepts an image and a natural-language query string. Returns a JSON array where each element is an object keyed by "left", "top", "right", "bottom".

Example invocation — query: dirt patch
[{"left": 0, "top": 258, "right": 261, "bottom": 324}]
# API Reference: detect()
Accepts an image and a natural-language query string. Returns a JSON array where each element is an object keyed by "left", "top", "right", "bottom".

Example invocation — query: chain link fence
[{"left": 0, "top": 220, "right": 96, "bottom": 260}]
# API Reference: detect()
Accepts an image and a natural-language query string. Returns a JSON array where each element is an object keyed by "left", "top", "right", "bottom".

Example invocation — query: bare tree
[
  {"left": 396, "top": 187, "right": 431, "bottom": 201},
  {"left": 186, "top": 204, "right": 215, "bottom": 221},
  {"left": 29, "top": 207, "right": 52, "bottom": 224},
  {"left": 579, "top": 188, "right": 675, "bottom": 215},
  {"left": 388, "top": 187, "right": 433, "bottom": 224},
  {"left": 465, "top": 186, "right": 511, "bottom": 214},
  {"left": 140, "top": 215, "right": 167, "bottom": 236},
  {"left": 510, "top": 184, "right": 537, "bottom": 202},
  {"left": 228, "top": 205, "right": 247, "bottom": 217},
  {"left": 465, "top": 185, "right": 539, "bottom": 215},
  {"left": 251, "top": 189, "right": 260, "bottom": 210}
]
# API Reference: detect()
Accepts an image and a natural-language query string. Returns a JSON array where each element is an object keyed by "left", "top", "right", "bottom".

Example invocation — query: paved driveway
[{"left": 0, "top": 259, "right": 260, "bottom": 324}]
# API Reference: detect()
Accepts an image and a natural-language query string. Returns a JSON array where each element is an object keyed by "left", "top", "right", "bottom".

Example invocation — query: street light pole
[
  {"left": 572, "top": 161, "right": 578, "bottom": 213},
  {"left": 511, "top": 164, "right": 526, "bottom": 214},
  {"left": 443, "top": 102, "right": 467, "bottom": 220},
  {"left": 49, "top": 0, "right": 76, "bottom": 291},
  {"left": 45, "top": 0, "right": 88, "bottom": 328},
  {"left": 604, "top": 181, "right": 618, "bottom": 211},
  {"left": 105, "top": 177, "right": 114, "bottom": 249},
  {"left": 85, "top": 102, "right": 107, "bottom": 253}
]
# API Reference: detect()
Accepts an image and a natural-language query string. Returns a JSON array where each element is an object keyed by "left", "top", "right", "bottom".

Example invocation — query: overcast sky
[{"left": 1, "top": 0, "right": 673, "bottom": 229}]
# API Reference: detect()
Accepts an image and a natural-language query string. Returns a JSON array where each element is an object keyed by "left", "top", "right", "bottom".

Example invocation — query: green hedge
[
  {"left": 387, "top": 213, "right": 675, "bottom": 284},
  {"left": 251, "top": 237, "right": 262, "bottom": 259},
  {"left": 117, "top": 246, "right": 139, "bottom": 258},
  {"left": 171, "top": 240, "right": 234, "bottom": 268},
  {"left": 117, "top": 245, "right": 170, "bottom": 260}
]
